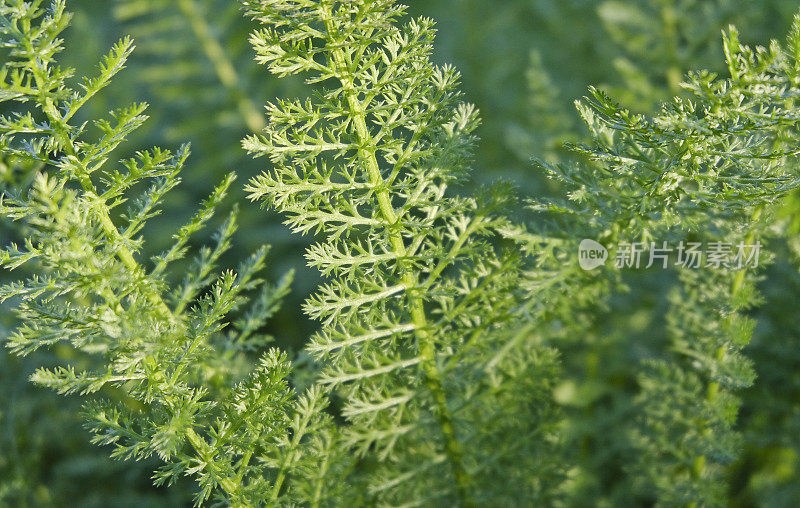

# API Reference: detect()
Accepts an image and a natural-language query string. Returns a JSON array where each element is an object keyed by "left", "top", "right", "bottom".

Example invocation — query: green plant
[
  {"left": 0, "top": 2, "right": 343, "bottom": 506},
  {"left": 5, "top": 0, "right": 800, "bottom": 506},
  {"left": 520, "top": 18, "right": 800, "bottom": 504},
  {"left": 103, "top": 0, "right": 301, "bottom": 283},
  {"left": 240, "top": 0, "right": 561, "bottom": 505}
]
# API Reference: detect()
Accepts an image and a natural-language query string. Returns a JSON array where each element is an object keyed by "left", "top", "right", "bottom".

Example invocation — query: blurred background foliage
[{"left": 2, "top": 0, "right": 800, "bottom": 506}]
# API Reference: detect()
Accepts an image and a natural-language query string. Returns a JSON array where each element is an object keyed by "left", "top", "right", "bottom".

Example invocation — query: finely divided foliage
[
  {"left": 0, "top": 1, "right": 343, "bottom": 506},
  {"left": 110, "top": 0, "right": 270, "bottom": 177},
  {"left": 241, "top": 0, "right": 560, "bottom": 505},
  {"left": 5, "top": 0, "right": 800, "bottom": 506},
  {"left": 520, "top": 17, "right": 800, "bottom": 504}
]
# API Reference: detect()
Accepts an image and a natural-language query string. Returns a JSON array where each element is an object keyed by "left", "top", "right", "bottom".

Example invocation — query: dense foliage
[{"left": 3, "top": 0, "right": 800, "bottom": 506}]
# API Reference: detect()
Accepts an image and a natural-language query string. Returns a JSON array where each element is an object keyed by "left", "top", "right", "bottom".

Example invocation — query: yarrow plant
[
  {"left": 240, "top": 0, "right": 561, "bottom": 505},
  {"left": 4, "top": 0, "right": 800, "bottom": 506},
  {"left": 0, "top": 1, "right": 344, "bottom": 506},
  {"left": 515, "top": 15, "right": 800, "bottom": 504}
]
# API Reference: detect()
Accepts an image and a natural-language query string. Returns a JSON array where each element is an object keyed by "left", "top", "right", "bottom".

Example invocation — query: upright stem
[
  {"left": 185, "top": 428, "right": 251, "bottom": 507},
  {"left": 659, "top": 0, "right": 682, "bottom": 96},
  {"left": 37, "top": 89, "right": 174, "bottom": 318},
  {"left": 175, "top": 0, "right": 266, "bottom": 133},
  {"left": 323, "top": 16, "right": 473, "bottom": 506},
  {"left": 688, "top": 205, "right": 764, "bottom": 507}
]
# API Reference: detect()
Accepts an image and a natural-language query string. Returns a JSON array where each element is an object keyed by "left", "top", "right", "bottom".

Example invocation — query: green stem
[
  {"left": 185, "top": 428, "right": 250, "bottom": 507},
  {"left": 323, "top": 15, "right": 473, "bottom": 506},
  {"left": 269, "top": 422, "right": 304, "bottom": 503},
  {"left": 310, "top": 451, "right": 330, "bottom": 508},
  {"left": 687, "top": 205, "right": 763, "bottom": 507},
  {"left": 175, "top": 0, "right": 266, "bottom": 133},
  {"left": 35, "top": 81, "right": 173, "bottom": 318},
  {"left": 660, "top": 0, "right": 682, "bottom": 96}
]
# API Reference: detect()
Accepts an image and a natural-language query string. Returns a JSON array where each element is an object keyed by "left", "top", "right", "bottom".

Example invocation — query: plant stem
[
  {"left": 36, "top": 87, "right": 174, "bottom": 318},
  {"left": 176, "top": 0, "right": 266, "bottom": 133},
  {"left": 660, "top": 0, "right": 682, "bottom": 95},
  {"left": 186, "top": 428, "right": 250, "bottom": 507},
  {"left": 688, "top": 205, "right": 763, "bottom": 507},
  {"left": 323, "top": 14, "right": 473, "bottom": 506}
]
